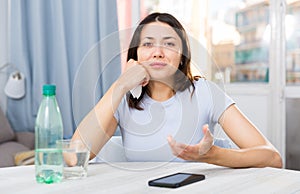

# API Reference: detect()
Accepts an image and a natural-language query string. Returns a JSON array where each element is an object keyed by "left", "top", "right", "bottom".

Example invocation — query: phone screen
[{"left": 148, "top": 172, "right": 205, "bottom": 188}]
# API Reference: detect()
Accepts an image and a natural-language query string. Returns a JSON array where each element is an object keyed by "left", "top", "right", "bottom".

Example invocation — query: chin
[{"left": 149, "top": 74, "right": 174, "bottom": 86}]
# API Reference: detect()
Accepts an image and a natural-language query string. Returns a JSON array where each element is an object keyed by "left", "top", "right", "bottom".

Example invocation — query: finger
[
  {"left": 167, "top": 136, "right": 178, "bottom": 155},
  {"left": 124, "top": 59, "right": 136, "bottom": 71},
  {"left": 167, "top": 135, "right": 175, "bottom": 146},
  {"left": 168, "top": 139, "right": 204, "bottom": 161},
  {"left": 203, "top": 124, "right": 209, "bottom": 133},
  {"left": 127, "top": 61, "right": 149, "bottom": 86},
  {"left": 141, "top": 73, "right": 150, "bottom": 87},
  {"left": 139, "top": 62, "right": 151, "bottom": 86},
  {"left": 168, "top": 136, "right": 188, "bottom": 150},
  {"left": 139, "top": 61, "right": 152, "bottom": 84},
  {"left": 198, "top": 125, "right": 214, "bottom": 155},
  {"left": 202, "top": 124, "right": 213, "bottom": 143},
  {"left": 167, "top": 136, "right": 185, "bottom": 156}
]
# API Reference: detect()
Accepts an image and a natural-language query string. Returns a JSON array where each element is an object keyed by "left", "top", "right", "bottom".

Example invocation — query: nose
[{"left": 153, "top": 45, "right": 164, "bottom": 58}]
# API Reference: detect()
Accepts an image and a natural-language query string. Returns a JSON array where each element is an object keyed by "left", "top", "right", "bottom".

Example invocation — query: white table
[{"left": 1, "top": 162, "right": 300, "bottom": 194}]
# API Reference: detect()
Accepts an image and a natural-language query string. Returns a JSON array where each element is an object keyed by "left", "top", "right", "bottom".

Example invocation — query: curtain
[
  {"left": 7, "top": 0, "right": 121, "bottom": 138},
  {"left": 0, "top": 0, "right": 8, "bottom": 111}
]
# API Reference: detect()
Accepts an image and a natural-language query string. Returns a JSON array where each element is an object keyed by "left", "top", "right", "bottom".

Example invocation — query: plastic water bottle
[{"left": 35, "top": 85, "right": 63, "bottom": 184}]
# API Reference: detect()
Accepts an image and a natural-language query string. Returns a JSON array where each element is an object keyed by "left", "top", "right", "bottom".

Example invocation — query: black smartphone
[{"left": 148, "top": 172, "right": 205, "bottom": 188}]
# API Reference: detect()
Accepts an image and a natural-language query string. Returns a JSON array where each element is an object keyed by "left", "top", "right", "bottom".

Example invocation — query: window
[
  {"left": 286, "top": 0, "right": 300, "bottom": 85},
  {"left": 117, "top": 0, "right": 271, "bottom": 83}
]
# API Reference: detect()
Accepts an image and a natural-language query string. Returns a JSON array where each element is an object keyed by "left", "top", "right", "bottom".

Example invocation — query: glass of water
[{"left": 57, "top": 139, "right": 91, "bottom": 180}]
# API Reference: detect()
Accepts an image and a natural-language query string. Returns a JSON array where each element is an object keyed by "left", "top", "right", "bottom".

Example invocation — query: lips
[{"left": 150, "top": 62, "right": 167, "bottom": 68}]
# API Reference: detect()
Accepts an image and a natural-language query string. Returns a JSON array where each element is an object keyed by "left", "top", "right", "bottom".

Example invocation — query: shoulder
[
  {"left": 192, "top": 78, "right": 232, "bottom": 104},
  {"left": 193, "top": 77, "right": 206, "bottom": 85},
  {"left": 193, "top": 78, "right": 215, "bottom": 92},
  {"left": 193, "top": 78, "right": 225, "bottom": 92}
]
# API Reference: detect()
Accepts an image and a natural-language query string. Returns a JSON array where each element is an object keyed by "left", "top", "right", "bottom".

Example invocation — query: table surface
[{"left": 1, "top": 162, "right": 300, "bottom": 194}]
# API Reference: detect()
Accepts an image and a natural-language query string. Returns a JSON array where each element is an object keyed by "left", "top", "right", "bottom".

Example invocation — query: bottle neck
[
  {"left": 42, "top": 94, "right": 57, "bottom": 102},
  {"left": 43, "top": 94, "right": 55, "bottom": 97}
]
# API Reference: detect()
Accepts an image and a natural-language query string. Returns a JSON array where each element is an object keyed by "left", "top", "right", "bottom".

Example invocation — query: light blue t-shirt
[{"left": 114, "top": 78, "right": 235, "bottom": 162}]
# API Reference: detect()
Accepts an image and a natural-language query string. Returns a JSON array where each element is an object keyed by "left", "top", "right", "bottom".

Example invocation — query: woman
[{"left": 72, "top": 12, "right": 282, "bottom": 168}]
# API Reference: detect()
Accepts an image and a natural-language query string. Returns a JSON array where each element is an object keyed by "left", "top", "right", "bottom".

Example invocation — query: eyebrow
[{"left": 142, "top": 36, "right": 177, "bottom": 40}]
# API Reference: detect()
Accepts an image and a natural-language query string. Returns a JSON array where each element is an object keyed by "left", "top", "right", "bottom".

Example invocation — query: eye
[
  {"left": 141, "top": 42, "right": 153, "bottom": 47},
  {"left": 164, "top": 42, "right": 176, "bottom": 47}
]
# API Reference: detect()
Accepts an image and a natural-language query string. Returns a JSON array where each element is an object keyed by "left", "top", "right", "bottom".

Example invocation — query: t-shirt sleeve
[
  {"left": 113, "top": 108, "right": 120, "bottom": 123},
  {"left": 206, "top": 80, "right": 235, "bottom": 123}
]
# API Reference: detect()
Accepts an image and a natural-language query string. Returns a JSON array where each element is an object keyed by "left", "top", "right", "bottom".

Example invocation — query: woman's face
[{"left": 137, "top": 22, "right": 183, "bottom": 81}]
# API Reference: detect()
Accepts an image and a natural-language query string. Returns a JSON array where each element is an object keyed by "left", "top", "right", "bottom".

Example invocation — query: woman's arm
[
  {"left": 72, "top": 59, "right": 150, "bottom": 159},
  {"left": 215, "top": 104, "right": 282, "bottom": 168},
  {"left": 168, "top": 105, "right": 283, "bottom": 168},
  {"left": 72, "top": 82, "right": 125, "bottom": 159}
]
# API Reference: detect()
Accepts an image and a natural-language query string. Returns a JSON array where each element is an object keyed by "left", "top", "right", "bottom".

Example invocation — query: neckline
[{"left": 143, "top": 92, "right": 178, "bottom": 107}]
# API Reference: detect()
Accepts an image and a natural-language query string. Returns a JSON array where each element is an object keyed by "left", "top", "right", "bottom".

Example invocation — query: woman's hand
[
  {"left": 116, "top": 59, "right": 150, "bottom": 92},
  {"left": 167, "top": 124, "right": 214, "bottom": 161}
]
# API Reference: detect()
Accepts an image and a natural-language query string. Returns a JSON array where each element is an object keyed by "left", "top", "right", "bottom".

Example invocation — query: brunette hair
[{"left": 127, "top": 12, "right": 199, "bottom": 110}]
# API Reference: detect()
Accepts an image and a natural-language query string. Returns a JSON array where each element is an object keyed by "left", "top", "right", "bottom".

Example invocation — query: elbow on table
[{"left": 270, "top": 151, "right": 283, "bottom": 168}]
